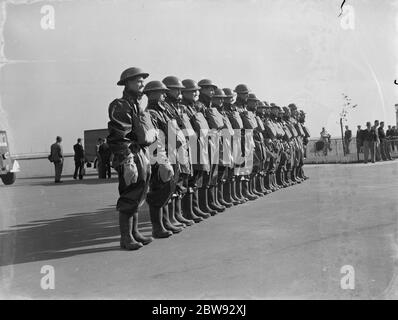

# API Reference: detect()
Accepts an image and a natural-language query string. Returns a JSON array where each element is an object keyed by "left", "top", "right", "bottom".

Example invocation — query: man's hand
[{"left": 123, "top": 153, "right": 138, "bottom": 186}]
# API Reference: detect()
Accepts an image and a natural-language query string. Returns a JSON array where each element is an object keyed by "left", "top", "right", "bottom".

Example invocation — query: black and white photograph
[{"left": 0, "top": 0, "right": 398, "bottom": 304}]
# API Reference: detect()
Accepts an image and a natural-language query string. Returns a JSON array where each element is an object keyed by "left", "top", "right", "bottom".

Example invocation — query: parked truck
[
  {"left": 83, "top": 128, "right": 109, "bottom": 168},
  {"left": 0, "top": 130, "right": 19, "bottom": 185}
]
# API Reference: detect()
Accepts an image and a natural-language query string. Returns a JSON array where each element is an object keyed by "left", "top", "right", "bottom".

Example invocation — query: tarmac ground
[{"left": 1, "top": 161, "right": 398, "bottom": 299}]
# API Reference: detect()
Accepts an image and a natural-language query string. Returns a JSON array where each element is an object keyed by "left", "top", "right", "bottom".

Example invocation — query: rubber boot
[
  {"left": 286, "top": 169, "right": 295, "bottom": 185},
  {"left": 149, "top": 206, "right": 173, "bottom": 239},
  {"left": 256, "top": 175, "right": 267, "bottom": 195},
  {"left": 198, "top": 188, "right": 218, "bottom": 216},
  {"left": 263, "top": 174, "right": 272, "bottom": 194},
  {"left": 218, "top": 183, "right": 233, "bottom": 208},
  {"left": 214, "top": 185, "right": 228, "bottom": 208},
  {"left": 280, "top": 171, "right": 288, "bottom": 188},
  {"left": 194, "top": 189, "right": 212, "bottom": 218},
  {"left": 264, "top": 174, "right": 273, "bottom": 192},
  {"left": 271, "top": 174, "right": 279, "bottom": 191},
  {"left": 162, "top": 205, "right": 183, "bottom": 234},
  {"left": 263, "top": 172, "right": 272, "bottom": 193},
  {"left": 119, "top": 212, "right": 143, "bottom": 250},
  {"left": 168, "top": 199, "right": 185, "bottom": 228},
  {"left": 224, "top": 181, "right": 240, "bottom": 205},
  {"left": 250, "top": 177, "right": 260, "bottom": 197},
  {"left": 132, "top": 211, "right": 153, "bottom": 245},
  {"left": 235, "top": 179, "right": 247, "bottom": 203},
  {"left": 293, "top": 168, "right": 301, "bottom": 183},
  {"left": 182, "top": 193, "right": 203, "bottom": 223},
  {"left": 229, "top": 181, "right": 243, "bottom": 205},
  {"left": 174, "top": 197, "right": 194, "bottom": 226},
  {"left": 229, "top": 180, "right": 242, "bottom": 204},
  {"left": 252, "top": 175, "right": 263, "bottom": 197},
  {"left": 212, "top": 186, "right": 227, "bottom": 211},
  {"left": 242, "top": 180, "right": 258, "bottom": 200},
  {"left": 207, "top": 186, "right": 225, "bottom": 213}
]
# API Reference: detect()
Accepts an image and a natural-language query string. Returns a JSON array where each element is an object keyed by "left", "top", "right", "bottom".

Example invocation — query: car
[{"left": 0, "top": 130, "right": 19, "bottom": 185}]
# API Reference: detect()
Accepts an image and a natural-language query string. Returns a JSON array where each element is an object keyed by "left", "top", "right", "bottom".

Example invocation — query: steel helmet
[
  {"left": 282, "top": 106, "right": 291, "bottom": 115},
  {"left": 234, "top": 84, "right": 250, "bottom": 94},
  {"left": 247, "top": 93, "right": 258, "bottom": 101},
  {"left": 162, "top": 76, "right": 184, "bottom": 89},
  {"left": 143, "top": 81, "right": 169, "bottom": 93},
  {"left": 213, "top": 88, "right": 227, "bottom": 98},
  {"left": 257, "top": 101, "right": 266, "bottom": 108},
  {"left": 288, "top": 103, "right": 297, "bottom": 111},
  {"left": 223, "top": 88, "right": 234, "bottom": 97},
  {"left": 198, "top": 79, "right": 218, "bottom": 89},
  {"left": 117, "top": 67, "right": 149, "bottom": 86},
  {"left": 182, "top": 79, "right": 201, "bottom": 91}
]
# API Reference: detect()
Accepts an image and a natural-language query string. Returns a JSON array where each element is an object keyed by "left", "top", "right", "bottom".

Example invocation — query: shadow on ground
[{"left": 0, "top": 206, "right": 152, "bottom": 267}]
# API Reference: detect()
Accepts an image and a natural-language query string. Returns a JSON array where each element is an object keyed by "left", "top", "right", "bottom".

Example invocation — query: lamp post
[{"left": 395, "top": 104, "right": 398, "bottom": 127}]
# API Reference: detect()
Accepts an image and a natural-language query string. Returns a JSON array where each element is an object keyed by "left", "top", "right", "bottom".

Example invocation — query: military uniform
[
  {"left": 107, "top": 67, "right": 153, "bottom": 250},
  {"left": 162, "top": 76, "right": 196, "bottom": 227},
  {"left": 196, "top": 79, "right": 225, "bottom": 215},
  {"left": 144, "top": 81, "right": 183, "bottom": 236},
  {"left": 180, "top": 79, "right": 210, "bottom": 220}
]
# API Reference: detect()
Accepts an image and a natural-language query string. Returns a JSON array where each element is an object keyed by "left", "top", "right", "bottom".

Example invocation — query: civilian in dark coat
[
  {"left": 98, "top": 139, "right": 112, "bottom": 179},
  {"left": 50, "top": 136, "right": 63, "bottom": 182},
  {"left": 344, "top": 125, "right": 352, "bottom": 154},
  {"left": 73, "top": 138, "right": 85, "bottom": 180},
  {"left": 362, "top": 122, "right": 376, "bottom": 163},
  {"left": 356, "top": 125, "right": 362, "bottom": 161}
]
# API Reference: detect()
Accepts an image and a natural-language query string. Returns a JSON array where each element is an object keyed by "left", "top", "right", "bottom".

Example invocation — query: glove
[
  {"left": 122, "top": 153, "right": 138, "bottom": 186},
  {"left": 158, "top": 162, "right": 174, "bottom": 183}
]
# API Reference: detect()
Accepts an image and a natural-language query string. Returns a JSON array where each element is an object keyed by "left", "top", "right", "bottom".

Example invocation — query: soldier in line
[
  {"left": 144, "top": 81, "right": 183, "bottom": 235},
  {"left": 197, "top": 79, "right": 225, "bottom": 214},
  {"left": 180, "top": 79, "right": 209, "bottom": 221},
  {"left": 269, "top": 104, "right": 284, "bottom": 190},
  {"left": 221, "top": 88, "right": 245, "bottom": 205},
  {"left": 162, "top": 76, "right": 195, "bottom": 227},
  {"left": 107, "top": 67, "right": 154, "bottom": 250},
  {"left": 210, "top": 88, "right": 234, "bottom": 208},
  {"left": 232, "top": 84, "right": 258, "bottom": 201},
  {"left": 246, "top": 93, "right": 266, "bottom": 197},
  {"left": 255, "top": 101, "right": 274, "bottom": 194}
]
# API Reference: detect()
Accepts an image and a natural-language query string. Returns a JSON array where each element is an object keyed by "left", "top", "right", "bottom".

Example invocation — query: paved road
[{"left": 1, "top": 162, "right": 398, "bottom": 299}]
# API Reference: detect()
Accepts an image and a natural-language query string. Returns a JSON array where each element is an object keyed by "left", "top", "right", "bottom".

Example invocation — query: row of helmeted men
[{"left": 107, "top": 67, "right": 311, "bottom": 250}]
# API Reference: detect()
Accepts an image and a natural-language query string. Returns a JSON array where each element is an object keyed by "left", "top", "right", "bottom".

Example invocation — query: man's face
[
  {"left": 200, "top": 86, "right": 215, "bottom": 98},
  {"left": 182, "top": 90, "right": 199, "bottom": 102},
  {"left": 247, "top": 100, "right": 257, "bottom": 110},
  {"left": 380, "top": 122, "right": 384, "bottom": 128},
  {"left": 212, "top": 97, "right": 223, "bottom": 107},
  {"left": 374, "top": 121, "right": 379, "bottom": 127},
  {"left": 357, "top": 126, "right": 361, "bottom": 130},
  {"left": 168, "top": 88, "right": 181, "bottom": 100},
  {"left": 237, "top": 93, "right": 249, "bottom": 102},
  {"left": 224, "top": 96, "right": 234, "bottom": 105},
  {"left": 126, "top": 76, "right": 145, "bottom": 94},
  {"left": 367, "top": 123, "right": 371, "bottom": 129},
  {"left": 147, "top": 91, "right": 166, "bottom": 102}
]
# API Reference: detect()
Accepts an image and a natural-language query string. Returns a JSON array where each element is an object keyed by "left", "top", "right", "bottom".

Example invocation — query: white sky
[{"left": 0, "top": 0, "right": 397, "bottom": 154}]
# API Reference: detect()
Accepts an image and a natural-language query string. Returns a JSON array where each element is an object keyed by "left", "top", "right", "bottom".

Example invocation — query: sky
[{"left": 0, "top": 0, "right": 397, "bottom": 154}]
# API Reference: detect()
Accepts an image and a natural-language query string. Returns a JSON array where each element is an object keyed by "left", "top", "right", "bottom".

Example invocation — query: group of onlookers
[
  {"left": 49, "top": 137, "right": 113, "bottom": 183},
  {"left": 351, "top": 121, "right": 397, "bottom": 163}
]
